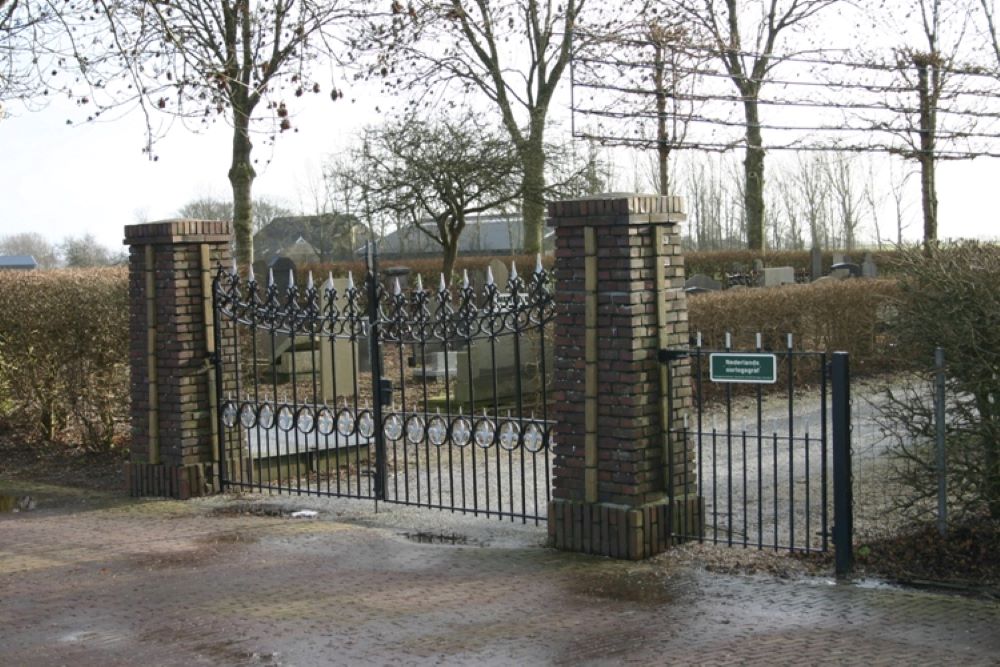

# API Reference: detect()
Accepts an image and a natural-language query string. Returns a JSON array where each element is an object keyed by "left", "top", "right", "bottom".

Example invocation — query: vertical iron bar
[
  {"left": 935, "top": 347, "right": 948, "bottom": 538},
  {"left": 832, "top": 352, "right": 854, "bottom": 578},
  {"left": 820, "top": 352, "right": 829, "bottom": 553},
  {"left": 367, "top": 244, "right": 387, "bottom": 502},
  {"left": 212, "top": 275, "right": 228, "bottom": 492}
]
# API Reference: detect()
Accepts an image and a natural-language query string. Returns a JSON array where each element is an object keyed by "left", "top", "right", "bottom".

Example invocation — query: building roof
[
  {"left": 376, "top": 215, "right": 554, "bottom": 256},
  {"left": 0, "top": 255, "right": 38, "bottom": 269}
]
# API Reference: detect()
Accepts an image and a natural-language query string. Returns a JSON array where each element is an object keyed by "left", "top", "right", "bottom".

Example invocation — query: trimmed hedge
[
  {"left": 684, "top": 248, "right": 903, "bottom": 281},
  {"left": 688, "top": 278, "right": 900, "bottom": 375},
  {"left": 0, "top": 268, "right": 129, "bottom": 450}
]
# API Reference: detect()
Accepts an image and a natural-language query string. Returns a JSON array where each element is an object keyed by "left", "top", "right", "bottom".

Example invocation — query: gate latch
[
  {"left": 659, "top": 349, "right": 689, "bottom": 363},
  {"left": 378, "top": 378, "right": 393, "bottom": 406}
]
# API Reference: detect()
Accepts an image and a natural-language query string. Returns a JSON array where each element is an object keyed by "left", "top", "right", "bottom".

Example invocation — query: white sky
[{"left": 1, "top": 1, "right": 999, "bottom": 252}]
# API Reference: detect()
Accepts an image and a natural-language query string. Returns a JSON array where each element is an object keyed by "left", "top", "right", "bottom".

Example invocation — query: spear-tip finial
[
  {"left": 288, "top": 268, "right": 295, "bottom": 288},
  {"left": 325, "top": 272, "right": 334, "bottom": 291},
  {"left": 486, "top": 265, "right": 494, "bottom": 286},
  {"left": 268, "top": 267, "right": 275, "bottom": 287},
  {"left": 415, "top": 273, "right": 423, "bottom": 292},
  {"left": 462, "top": 269, "right": 470, "bottom": 289},
  {"left": 439, "top": 273, "right": 447, "bottom": 292},
  {"left": 510, "top": 260, "right": 518, "bottom": 281},
  {"left": 347, "top": 271, "right": 355, "bottom": 290},
  {"left": 535, "top": 253, "right": 543, "bottom": 274},
  {"left": 247, "top": 263, "right": 256, "bottom": 284},
  {"left": 393, "top": 277, "right": 401, "bottom": 296},
  {"left": 306, "top": 271, "right": 314, "bottom": 291}
]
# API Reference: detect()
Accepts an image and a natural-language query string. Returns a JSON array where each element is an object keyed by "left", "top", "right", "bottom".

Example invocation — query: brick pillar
[
  {"left": 123, "top": 220, "right": 233, "bottom": 499},
  {"left": 547, "top": 195, "right": 702, "bottom": 559}
]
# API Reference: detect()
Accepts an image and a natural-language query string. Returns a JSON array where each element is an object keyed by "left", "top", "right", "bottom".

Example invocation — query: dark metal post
[
  {"left": 935, "top": 347, "right": 947, "bottom": 537},
  {"left": 366, "top": 242, "right": 387, "bottom": 501},
  {"left": 212, "top": 272, "right": 227, "bottom": 492},
  {"left": 831, "top": 352, "right": 853, "bottom": 578}
]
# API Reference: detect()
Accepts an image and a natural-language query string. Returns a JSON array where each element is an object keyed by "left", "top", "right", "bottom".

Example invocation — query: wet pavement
[{"left": 1, "top": 482, "right": 998, "bottom": 666}]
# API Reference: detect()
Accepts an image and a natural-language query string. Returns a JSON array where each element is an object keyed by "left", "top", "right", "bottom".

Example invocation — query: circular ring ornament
[
  {"left": 257, "top": 403, "right": 275, "bottom": 430},
  {"left": 239, "top": 402, "right": 256, "bottom": 429},
  {"left": 383, "top": 413, "right": 403, "bottom": 441},
  {"left": 474, "top": 417, "right": 496, "bottom": 449},
  {"left": 316, "top": 408, "right": 335, "bottom": 436},
  {"left": 358, "top": 411, "right": 375, "bottom": 438},
  {"left": 427, "top": 416, "right": 447, "bottom": 447},
  {"left": 406, "top": 415, "right": 425, "bottom": 444},
  {"left": 451, "top": 417, "right": 472, "bottom": 448},
  {"left": 221, "top": 402, "right": 238, "bottom": 428},
  {"left": 277, "top": 405, "right": 295, "bottom": 432},
  {"left": 523, "top": 422, "right": 545, "bottom": 453},
  {"left": 337, "top": 409, "right": 355, "bottom": 437},
  {"left": 498, "top": 421, "right": 520, "bottom": 451},
  {"left": 296, "top": 407, "right": 315, "bottom": 434}
]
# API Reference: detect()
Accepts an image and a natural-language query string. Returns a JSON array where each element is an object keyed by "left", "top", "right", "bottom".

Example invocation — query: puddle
[
  {"left": 0, "top": 494, "right": 35, "bottom": 513},
  {"left": 402, "top": 531, "right": 481, "bottom": 546}
]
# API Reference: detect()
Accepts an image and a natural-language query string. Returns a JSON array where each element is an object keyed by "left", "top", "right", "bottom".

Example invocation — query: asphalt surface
[{"left": 1, "top": 481, "right": 998, "bottom": 666}]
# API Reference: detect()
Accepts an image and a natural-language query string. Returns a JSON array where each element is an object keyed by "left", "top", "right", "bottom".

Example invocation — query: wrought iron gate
[
  {"left": 212, "top": 247, "right": 555, "bottom": 523},
  {"left": 664, "top": 336, "right": 853, "bottom": 567}
]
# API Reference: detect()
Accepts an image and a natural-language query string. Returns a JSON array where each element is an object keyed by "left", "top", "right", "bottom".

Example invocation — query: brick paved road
[{"left": 0, "top": 486, "right": 997, "bottom": 666}]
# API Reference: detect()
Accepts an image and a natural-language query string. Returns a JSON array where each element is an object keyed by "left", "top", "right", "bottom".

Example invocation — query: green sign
[{"left": 709, "top": 353, "right": 777, "bottom": 384}]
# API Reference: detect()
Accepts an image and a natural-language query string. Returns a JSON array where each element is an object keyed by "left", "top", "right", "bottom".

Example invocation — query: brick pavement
[{"left": 0, "top": 486, "right": 997, "bottom": 666}]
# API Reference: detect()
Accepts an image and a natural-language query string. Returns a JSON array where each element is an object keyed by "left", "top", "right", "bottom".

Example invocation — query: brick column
[
  {"left": 123, "top": 220, "right": 233, "bottom": 499},
  {"left": 547, "top": 195, "right": 702, "bottom": 559}
]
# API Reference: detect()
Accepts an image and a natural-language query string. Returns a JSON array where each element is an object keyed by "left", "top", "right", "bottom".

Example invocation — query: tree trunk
[
  {"left": 520, "top": 128, "right": 546, "bottom": 255},
  {"left": 228, "top": 113, "right": 257, "bottom": 266},
  {"left": 743, "top": 99, "right": 766, "bottom": 251},
  {"left": 916, "top": 59, "right": 938, "bottom": 255}
]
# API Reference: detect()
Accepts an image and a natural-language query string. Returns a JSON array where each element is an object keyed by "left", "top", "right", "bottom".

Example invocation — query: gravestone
[
  {"left": 832, "top": 252, "right": 846, "bottom": 266},
  {"left": 752, "top": 258, "right": 764, "bottom": 272},
  {"left": 260, "top": 277, "right": 361, "bottom": 401},
  {"left": 453, "top": 333, "right": 553, "bottom": 407},
  {"left": 861, "top": 252, "right": 878, "bottom": 278},
  {"left": 810, "top": 247, "right": 823, "bottom": 282},
  {"left": 684, "top": 273, "right": 722, "bottom": 293},
  {"left": 487, "top": 258, "right": 510, "bottom": 288},
  {"left": 763, "top": 266, "right": 796, "bottom": 287},
  {"left": 384, "top": 266, "right": 411, "bottom": 291}
]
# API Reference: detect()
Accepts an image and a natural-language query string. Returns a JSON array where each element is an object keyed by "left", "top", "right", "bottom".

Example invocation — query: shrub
[
  {"left": 684, "top": 248, "right": 903, "bottom": 281},
  {"left": 0, "top": 268, "right": 129, "bottom": 451},
  {"left": 874, "top": 243, "right": 1000, "bottom": 521},
  {"left": 688, "top": 278, "right": 900, "bottom": 375}
]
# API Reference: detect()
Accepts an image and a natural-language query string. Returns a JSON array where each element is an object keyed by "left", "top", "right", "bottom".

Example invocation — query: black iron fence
[
  {"left": 664, "top": 335, "right": 853, "bottom": 572},
  {"left": 212, "top": 248, "right": 556, "bottom": 523}
]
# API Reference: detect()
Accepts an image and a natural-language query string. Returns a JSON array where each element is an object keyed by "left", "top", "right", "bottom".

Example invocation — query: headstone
[
  {"left": 861, "top": 252, "right": 878, "bottom": 278},
  {"left": 810, "top": 247, "right": 823, "bottom": 282},
  {"left": 260, "top": 277, "right": 361, "bottom": 401},
  {"left": 487, "top": 258, "right": 510, "bottom": 289},
  {"left": 269, "top": 256, "right": 296, "bottom": 294},
  {"left": 832, "top": 252, "right": 846, "bottom": 266},
  {"left": 454, "top": 333, "right": 553, "bottom": 406},
  {"left": 384, "top": 266, "right": 411, "bottom": 291},
  {"left": 752, "top": 258, "right": 764, "bottom": 272},
  {"left": 684, "top": 274, "right": 722, "bottom": 293},
  {"left": 412, "top": 350, "right": 459, "bottom": 380},
  {"left": 763, "top": 266, "right": 796, "bottom": 287}
]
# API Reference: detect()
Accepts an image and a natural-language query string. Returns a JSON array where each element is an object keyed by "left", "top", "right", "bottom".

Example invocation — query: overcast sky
[{"left": 1, "top": 2, "right": 999, "bottom": 252}]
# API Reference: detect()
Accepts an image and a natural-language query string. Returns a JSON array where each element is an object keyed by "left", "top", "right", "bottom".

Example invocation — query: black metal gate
[
  {"left": 212, "top": 247, "right": 555, "bottom": 523},
  {"left": 664, "top": 337, "right": 853, "bottom": 571}
]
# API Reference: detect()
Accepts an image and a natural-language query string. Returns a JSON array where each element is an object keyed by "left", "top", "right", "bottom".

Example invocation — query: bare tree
[
  {"left": 363, "top": 112, "right": 523, "bottom": 279},
  {"left": 0, "top": 232, "right": 58, "bottom": 268},
  {"left": 655, "top": 0, "right": 842, "bottom": 251},
  {"left": 82, "top": 1, "right": 356, "bottom": 265},
  {"left": 825, "top": 155, "right": 864, "bottom": 251},
  {"left": 367, "top": 0, "right": 590, "bottom": 254},
  {"left": 176, "top": 196, "right": 294, "bottom": 233}
]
